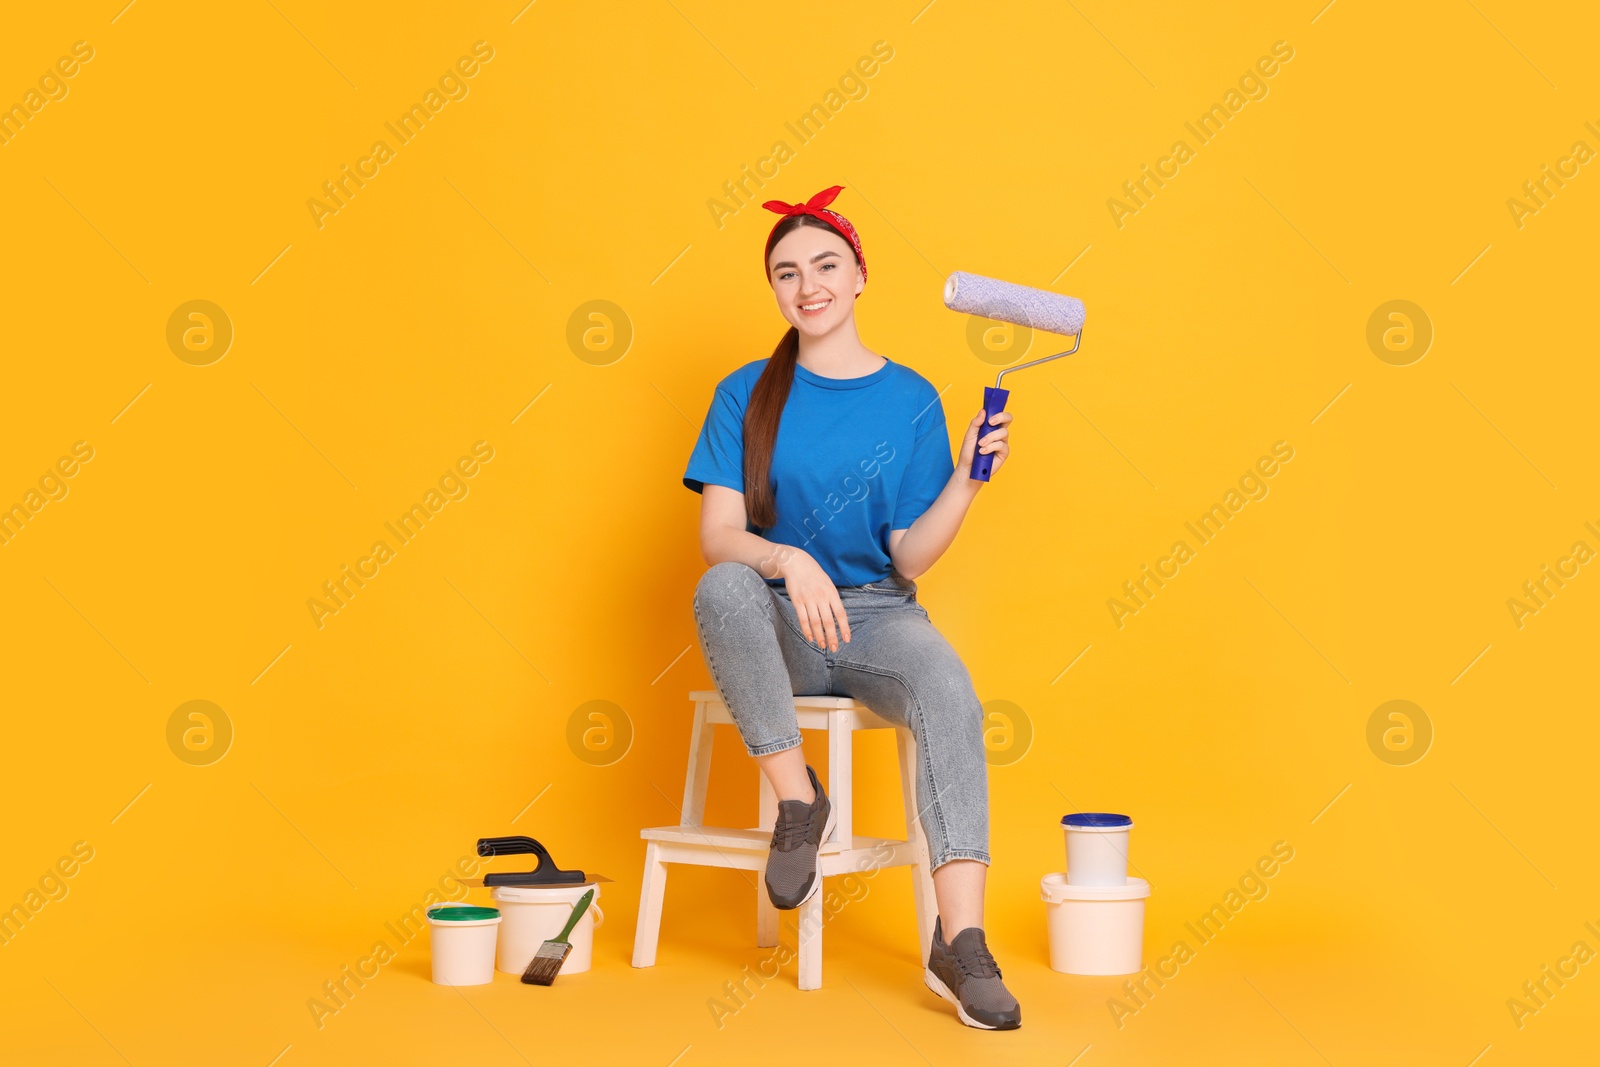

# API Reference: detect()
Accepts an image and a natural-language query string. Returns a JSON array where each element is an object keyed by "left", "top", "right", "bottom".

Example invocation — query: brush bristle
[{"left": 520, "top": 940, "right": 573, "bottom": 985}]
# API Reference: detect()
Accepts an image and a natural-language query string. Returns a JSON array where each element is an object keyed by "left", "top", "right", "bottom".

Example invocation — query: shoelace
[
  {"left": 954, "top": 942, "right": 1002, "bottom": 980},
  {"left": 771, "top": 803, "right": 814, "bottom": 851}
]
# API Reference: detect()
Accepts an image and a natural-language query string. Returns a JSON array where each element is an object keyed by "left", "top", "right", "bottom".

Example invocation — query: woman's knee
[
  {"left": 693, "top": 561, "right": 768, "bottom": 617},
  {"left": 904, "top": 654, "right": 982, "bottom": 734}
]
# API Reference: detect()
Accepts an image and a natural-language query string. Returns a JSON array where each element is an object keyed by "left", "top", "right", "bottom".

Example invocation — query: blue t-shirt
[{"left": 683, "top": 355, "right": 954, "bottom": 588}]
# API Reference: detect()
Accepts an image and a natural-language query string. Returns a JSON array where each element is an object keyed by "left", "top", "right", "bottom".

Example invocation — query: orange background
[{"left": 1, "top": 1, "right": 1596, "bottom": 1063}]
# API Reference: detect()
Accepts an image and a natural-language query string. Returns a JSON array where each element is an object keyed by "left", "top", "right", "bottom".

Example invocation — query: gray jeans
[{"left": 691, "top": 561, "right": 989, "bottom": 872}]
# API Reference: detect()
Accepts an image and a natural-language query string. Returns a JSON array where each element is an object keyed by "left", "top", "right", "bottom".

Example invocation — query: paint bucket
[
  {"left": 1062, "top": 812, "right": 1132, "bottom": 885},
  {"left": 1040, "top": 873, "right": 1149, "bottom": 975},
  {"left": 427, "top": 904, "right": 502, "bottom": 985},
  {"left": 490, "top": 881, "right": 604, "bottom": 976}
]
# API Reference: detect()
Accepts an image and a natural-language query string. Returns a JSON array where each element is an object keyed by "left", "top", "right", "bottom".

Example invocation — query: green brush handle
[{"left": 555, "top": 888, "right": 594, "bottom": 943}]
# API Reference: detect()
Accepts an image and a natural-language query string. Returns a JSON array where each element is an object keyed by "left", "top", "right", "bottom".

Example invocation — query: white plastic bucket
[
  {"left": 427, "top": 904, "right": 502, "bottom": 986},
  {"left": 1062, "top": 813, "right": 1133, "bottom": 886},
  {"left": 490, "top": 882, "right": 604, "bottom": 976},
  {"left": 1041, "top": 874, "right": 1149, "bottom": 975}
]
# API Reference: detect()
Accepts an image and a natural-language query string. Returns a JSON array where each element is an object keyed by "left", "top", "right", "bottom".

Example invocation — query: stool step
[
  {"left": 641, "top": 824, "right": 902, "bottom": 853},
  {"left": 647, "top": 821, "right": 850, "bottom": 855},
  {"left": 639, "top": 825, "right": 920, "bottom": 875}
]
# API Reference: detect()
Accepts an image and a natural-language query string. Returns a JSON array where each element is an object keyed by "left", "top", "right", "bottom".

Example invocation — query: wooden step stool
[{"left": 632, "top": 690, "right": 939, "bottom": 990}]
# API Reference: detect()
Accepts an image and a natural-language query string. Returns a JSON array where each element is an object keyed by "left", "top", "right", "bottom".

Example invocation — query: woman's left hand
[{"left": 957, "top": 408, "right": 1013, "bottom": 482}]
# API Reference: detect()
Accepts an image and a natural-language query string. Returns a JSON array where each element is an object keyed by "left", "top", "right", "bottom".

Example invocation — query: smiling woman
[{"left": 677, "top": 185, "right": 1023, "bottom": 1031}]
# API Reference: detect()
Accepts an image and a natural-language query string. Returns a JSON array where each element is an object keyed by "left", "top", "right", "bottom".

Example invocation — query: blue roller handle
[{"left": 970, "top": 386, "right": 1010, "bottom": 482}]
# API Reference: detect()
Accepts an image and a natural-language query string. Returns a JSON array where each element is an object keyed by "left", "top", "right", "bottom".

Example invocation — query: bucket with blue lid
[
  {"left": 1040, "top": 812, "right": 1147, "bottom": 975},
  {"left": 1061, "top": 812, "right": 1133, "bottom": 886}
]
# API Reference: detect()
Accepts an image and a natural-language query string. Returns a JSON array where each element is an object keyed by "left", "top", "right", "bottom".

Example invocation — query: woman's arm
[
  {"left": 887, "top": 473, "right": 981, "bottom": 580},
  {"left": 699, "top": 483, "right": 807, "bottom": 579},
  {"left": 700, "top": 484, "right": 853, "bottom": 648},
  {"left": 888, "top": 407, "right": 1012, "bottom": 580}
]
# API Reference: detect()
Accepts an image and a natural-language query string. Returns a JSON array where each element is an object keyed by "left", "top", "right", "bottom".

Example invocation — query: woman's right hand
[{"left": 779, "top": 550, "right": 851, "bottom": 652}]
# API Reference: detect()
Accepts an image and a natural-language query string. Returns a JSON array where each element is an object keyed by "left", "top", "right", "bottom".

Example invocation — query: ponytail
[{"left": 742, "top": 326, "right": 799, "bottom": 529}]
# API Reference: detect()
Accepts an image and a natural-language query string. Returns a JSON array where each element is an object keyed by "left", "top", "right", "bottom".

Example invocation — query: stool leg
[
  {"left": 681, "top": 701, "right": 715, "bottom": 826},
  {"left": 897, "top": 727, "right": 937, "bottom": 967},
  {"left": 632, "top": 841, "right": 667, "bottom": 967},
  {"left": 797, "top": 891, "right": 823, "bottom": 990},
  {"left": 756, "top": 770, "right": 778, "bottom": 947},
  {"left": 825, "top": 710, "right": 851, "bottom": 851}
]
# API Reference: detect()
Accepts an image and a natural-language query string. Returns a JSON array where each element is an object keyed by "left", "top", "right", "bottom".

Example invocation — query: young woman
[{"left": 681, "top": 185, "right": 1019, "bottom": 1030}]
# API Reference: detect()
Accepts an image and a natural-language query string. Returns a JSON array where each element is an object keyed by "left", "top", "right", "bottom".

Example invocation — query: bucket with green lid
[{"left": 427, "top": 903, "right": 502, "bottom": 985}]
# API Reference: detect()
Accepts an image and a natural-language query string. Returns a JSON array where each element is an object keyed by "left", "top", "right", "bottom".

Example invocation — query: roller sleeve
[{"left": 943, "top": 271, "right": 1086, "bottom": 336}]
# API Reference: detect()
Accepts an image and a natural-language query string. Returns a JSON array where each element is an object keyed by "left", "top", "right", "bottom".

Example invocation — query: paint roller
[{"left": 942, "top": 271, "right": 1086, "bottom": 482}]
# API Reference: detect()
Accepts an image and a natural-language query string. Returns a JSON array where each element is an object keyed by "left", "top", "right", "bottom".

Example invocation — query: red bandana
[{"left": 761, "top": 185, "right": 867, "bottom": 286}]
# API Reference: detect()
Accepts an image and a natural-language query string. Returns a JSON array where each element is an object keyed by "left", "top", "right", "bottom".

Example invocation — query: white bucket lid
[
  {"left": 490, "top": 881, "right": 601, "bottom": 904},
  {"left": 1041, "top": 873, "right": 1150, "bottom": 903}
]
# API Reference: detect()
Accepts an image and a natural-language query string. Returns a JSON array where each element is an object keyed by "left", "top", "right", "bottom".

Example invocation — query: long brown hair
[{"left": 743, "top": 213, "right": 862, "bottom": 529}]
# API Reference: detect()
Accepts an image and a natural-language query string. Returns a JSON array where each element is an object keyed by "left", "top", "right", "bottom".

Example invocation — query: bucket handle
[{"left": 495, "top": 891, "right": 603, "bottom": 929}]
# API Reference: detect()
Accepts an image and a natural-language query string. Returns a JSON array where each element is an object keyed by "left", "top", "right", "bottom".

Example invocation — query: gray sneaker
[
  {"left": 763, "top": 764, "right": 835, "bottom": 909},
  {"left": 924, "top": 916, "right": 1022, "bottom": 1029}
]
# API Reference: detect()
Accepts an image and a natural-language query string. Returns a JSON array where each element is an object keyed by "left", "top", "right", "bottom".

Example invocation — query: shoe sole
[
  {"left": 924, "top": 968, "right": 1019, "bottom": 1030},
  {"left": 767, "top": 801, "right": 837, "bottom": 910}
]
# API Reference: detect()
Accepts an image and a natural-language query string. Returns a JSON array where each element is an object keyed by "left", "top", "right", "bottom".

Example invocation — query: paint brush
[{"left": 521, "top": 888, "right": 594, "bottom": 985}]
